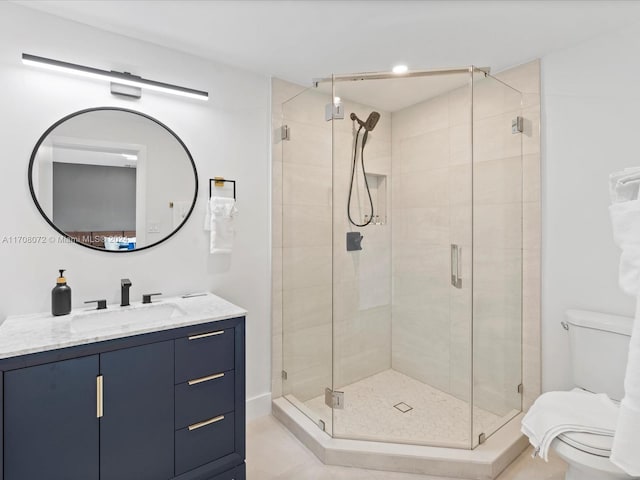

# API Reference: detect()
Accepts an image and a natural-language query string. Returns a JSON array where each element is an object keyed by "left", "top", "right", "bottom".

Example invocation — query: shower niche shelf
[{"left": 364, "top": 172, "right": 387, "bottom": 226}]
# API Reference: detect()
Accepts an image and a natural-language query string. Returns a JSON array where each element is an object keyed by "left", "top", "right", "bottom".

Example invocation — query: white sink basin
[{"left": 71, "top": 303, "right": 187, "bottom": 334}]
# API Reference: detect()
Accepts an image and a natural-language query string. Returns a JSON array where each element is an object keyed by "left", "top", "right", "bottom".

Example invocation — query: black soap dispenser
[{"left": 51, "top": 269, "right": 71, "bottom": 316}]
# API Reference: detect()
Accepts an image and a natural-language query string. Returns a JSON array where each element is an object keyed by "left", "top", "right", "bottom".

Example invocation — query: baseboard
[{"left": 246, "top": 392, "right": 272, "bottom": 421}]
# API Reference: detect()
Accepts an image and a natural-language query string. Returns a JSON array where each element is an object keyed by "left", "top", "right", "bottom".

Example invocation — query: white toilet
[{"left": 551, "top": 309, "right": 638, "bottom": 480}]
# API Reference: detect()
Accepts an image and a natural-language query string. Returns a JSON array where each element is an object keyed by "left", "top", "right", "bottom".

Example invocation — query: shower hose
[{"left": 347, "top": 126, "right": 374, "bottom": 227}]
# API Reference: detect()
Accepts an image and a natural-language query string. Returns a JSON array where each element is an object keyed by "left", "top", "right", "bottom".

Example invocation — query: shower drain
[{"left": 393, "top": 402, "right": 413, "bottom": 413}]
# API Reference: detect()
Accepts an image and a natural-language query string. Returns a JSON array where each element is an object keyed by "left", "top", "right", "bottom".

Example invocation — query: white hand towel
[
  {"left": 609, "top": 199, "right": 640, "bottom": 296},
  {"left": 207, "top": 197, "right": 237, "bottom": 254},
  {"left": 610, "top": 167, "right": 640, "bottom": 204},
  {"left": 608, "top": 168, "right": 640, "bottom": 476},
  {"left": 611, "top": 299, "right": 640, "bottom": 476},
  {"left": 521, "top": 390, "right": 618, "bottom": 461}
]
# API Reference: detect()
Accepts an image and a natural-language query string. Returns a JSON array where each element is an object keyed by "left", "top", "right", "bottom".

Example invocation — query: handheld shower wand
[
  {"left": 350, "top": 111, "right": 381, "bottom": 133},
  {"left": 348, "top": 111, "right": 380, "bottom": 227}
]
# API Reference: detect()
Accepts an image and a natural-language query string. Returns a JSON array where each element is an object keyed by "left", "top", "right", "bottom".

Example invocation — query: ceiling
[{"left": 12, "top": 0, "right": 640, "bottom": 86}]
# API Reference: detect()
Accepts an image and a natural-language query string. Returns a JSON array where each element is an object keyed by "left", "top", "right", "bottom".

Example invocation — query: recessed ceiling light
[{"left": 392, "top": 65, "right": 408, "bottom": 74}]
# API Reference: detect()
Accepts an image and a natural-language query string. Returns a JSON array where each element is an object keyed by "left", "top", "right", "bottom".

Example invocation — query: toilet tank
[{"left": 565, "top": 309, "right": 633, "bottom": 401}]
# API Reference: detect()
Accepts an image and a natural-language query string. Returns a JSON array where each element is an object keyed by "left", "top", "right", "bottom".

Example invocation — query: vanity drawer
[
  {"left": 175, "top": 412, "right": 235, "bottom": 476},
  {"left": 175, "top": 327, "right": 234, "bottom": 384},
  {"left": 175, "top": 370, "right": 235, "bottom": 430}
]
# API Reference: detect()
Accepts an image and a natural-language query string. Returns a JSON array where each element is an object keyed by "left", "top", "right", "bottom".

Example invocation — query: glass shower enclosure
[{"left": 280, "top": 67, "right": 523, "bottom": 449}]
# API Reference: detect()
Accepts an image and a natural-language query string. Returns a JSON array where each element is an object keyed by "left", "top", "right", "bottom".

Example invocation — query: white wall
[
  {"left": 0, "top": 3, "right": 272, "bottom": 418},
  {"left": 542, "top": 22, "right": 640, "bottom": 392}
]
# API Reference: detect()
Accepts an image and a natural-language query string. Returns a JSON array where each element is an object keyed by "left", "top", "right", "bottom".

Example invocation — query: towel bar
[{"left": 209, "top": 177, "right": 236, "bottom": 200}]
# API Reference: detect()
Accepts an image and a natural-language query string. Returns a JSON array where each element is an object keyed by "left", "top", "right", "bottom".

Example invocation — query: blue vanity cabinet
[
  {"left": 0, "top": 315, "right": 246, "bottom": 480},
  {"left": 100, "top": 341, "right": 175, "bottom": 480},
  {"left": 4, "top": 355, "right": 100, "bottom": 480},
  {"left": 173, "top": 323, "right": 246, "bottom": 480},
  {"left": 3, "top": 343, "right": 174, "bottom": 480}
]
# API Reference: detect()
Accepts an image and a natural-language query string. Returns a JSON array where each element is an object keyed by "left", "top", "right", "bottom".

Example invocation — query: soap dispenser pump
[{"left": 51, "top": 269, "right": 71, "bottom": 316}]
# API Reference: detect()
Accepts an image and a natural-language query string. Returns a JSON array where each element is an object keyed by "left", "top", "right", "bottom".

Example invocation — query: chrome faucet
[{"left": 120, "top": 278, "right": 132, "bottom": 306}]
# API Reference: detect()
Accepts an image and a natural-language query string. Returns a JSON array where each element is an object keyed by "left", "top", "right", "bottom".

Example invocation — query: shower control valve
[{"left": 346, "top": 231, "right": 363, "bottom": 251}]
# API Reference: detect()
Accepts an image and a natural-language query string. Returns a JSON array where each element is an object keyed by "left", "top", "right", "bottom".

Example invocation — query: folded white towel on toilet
[
  {"left": 521, "top": 390, "right": 618, "bottom": 461},
  {"left": 204, "top": 197, "right": 237, "bottom": 254},
  {"left": 611, "top": 299, "right": 640, "bottom": 476},
  {"left": 609, "top": 199, "right": 640, "bottom": 296}
]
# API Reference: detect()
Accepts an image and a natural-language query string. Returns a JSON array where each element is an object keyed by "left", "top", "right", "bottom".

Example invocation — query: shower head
[{"left": 350, "top": 111, "right": 381, "bottom": 132}]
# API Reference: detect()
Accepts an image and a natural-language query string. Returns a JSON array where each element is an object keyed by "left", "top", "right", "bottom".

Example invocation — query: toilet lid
[{"left": 558, "top": 431, "right": 614, "bottom": 457}]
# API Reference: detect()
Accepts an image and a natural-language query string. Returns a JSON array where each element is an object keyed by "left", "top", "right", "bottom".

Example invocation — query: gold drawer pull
[
  {"left": 96, "top": 375, "right": 104, "bottom": 419},
  {"left": 188, "top": 372, "right": 225, "bottom": 386},
  {"left": 188, "top": 415, "right": 224, "bottom": 431},
  {"left": 188, "top": 330, "right": 224, "bottom": 341}
]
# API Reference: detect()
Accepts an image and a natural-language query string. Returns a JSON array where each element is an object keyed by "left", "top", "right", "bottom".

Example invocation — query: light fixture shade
[{"left": 22, "top": 53, "right": 209, "bottom": 101}]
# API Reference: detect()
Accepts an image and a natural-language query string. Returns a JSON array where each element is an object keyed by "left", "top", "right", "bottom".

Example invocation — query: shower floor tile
[{"left": 305, "top": 369, "right": 518, "bottom": 448}]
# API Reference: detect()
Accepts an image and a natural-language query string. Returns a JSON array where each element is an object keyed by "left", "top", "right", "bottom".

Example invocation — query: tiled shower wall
[
  {"left": 271, "top": 60, "right": 541, "bottom": 416},
  {"left": 495, "top": 60, "right": 541, "bottom": 413},
  {"left": 389, "top": 62, "right": 542, "bottom": 415},
  {"left": 390, "top": 77, "right": 474, "bottom": 402},
  {"left": 271, "top": 79, "right": 392, "bottom": 403},
  {"left": 472, "top": 72, "right": 528, "bottom": 417},
  {"left": 388, "top": 65, "right": 540, "bottom": 419},
  {"left": 276, "top": 83, "right": 333, "bottom": 403},
  {"left": 332, "top": 103, "right": 393, "bottom": 390}
]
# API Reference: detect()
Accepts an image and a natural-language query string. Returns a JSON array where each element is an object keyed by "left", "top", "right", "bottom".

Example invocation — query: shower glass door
[
  {"left": 278, "top": 68, "right": 524, "bottom": 448},
  {"left": 330, "top": 71, "right": 475, "bottom": 448},
  {"left": 280, "top": 86, "right": 334, "bottom": 433},
  {"left": 471, "top": 69, "right": 523, "bottom": 446}
]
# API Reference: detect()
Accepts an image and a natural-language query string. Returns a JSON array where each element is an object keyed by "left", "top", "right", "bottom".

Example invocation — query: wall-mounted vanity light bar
[{"left": 22, "top": 53, "right": 209, "bottom": 101}]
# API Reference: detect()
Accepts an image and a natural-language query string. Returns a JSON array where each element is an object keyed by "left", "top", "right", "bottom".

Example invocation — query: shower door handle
[{"left": 451, "top": 244, "right": 462, "bottom": 289}]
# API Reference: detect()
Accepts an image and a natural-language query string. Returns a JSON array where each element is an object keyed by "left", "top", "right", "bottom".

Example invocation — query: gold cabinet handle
[
  {"left": 96, "top": 375, "right": 104, "bottom": 418},
  {"left": 188, "top": 372, "right": 225, "bottom": 386},
  {"left": 188, "top": 415, "right": 224, "bottom": 431},
  {"left": 188, "top": 330, "right": 224, "bottom": 341}
]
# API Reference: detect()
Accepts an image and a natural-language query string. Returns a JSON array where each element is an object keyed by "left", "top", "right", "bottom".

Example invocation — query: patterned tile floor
[
  {"left": 247, "top": 415, "right": 568, "bottom": 480},
  {"left": 303, "top": 369, "right": 519, "bottom": 447}
]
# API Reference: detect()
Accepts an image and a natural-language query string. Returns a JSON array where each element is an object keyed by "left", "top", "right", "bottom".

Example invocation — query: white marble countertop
[{"left": 0, "top": 292, "right": 246, "bottom": 360}]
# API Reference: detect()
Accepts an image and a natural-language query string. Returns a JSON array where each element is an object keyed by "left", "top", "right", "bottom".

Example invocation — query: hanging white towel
[
  {"left": 609, "top": 168, "right": 640, "bottom": 476},
  {"left": 609, "top": 199, "right": 640, "bottom": 296},
  {"left": 205, "top": 197, "right": 237, "bottom": 254},
  {"left": 610, "top": 167, "right": 640, "bottom": 204},
  {"left": 203, "top": 200, "right": 212, "bottom": 231},
  {"left": 611, "top": 299, "right": 640, "bottom": 476},
  {"left": 521, "top": 390, "right": 618, "bottom": 461}
]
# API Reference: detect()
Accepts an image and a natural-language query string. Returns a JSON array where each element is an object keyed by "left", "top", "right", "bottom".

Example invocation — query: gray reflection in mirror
[{"left": 28, "top": 108, "right": 198, "bottom": 252}]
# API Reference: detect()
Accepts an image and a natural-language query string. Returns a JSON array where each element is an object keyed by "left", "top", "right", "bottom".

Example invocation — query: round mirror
[{"left": 29, "top": 107, "right": 198, "bottom": 252}]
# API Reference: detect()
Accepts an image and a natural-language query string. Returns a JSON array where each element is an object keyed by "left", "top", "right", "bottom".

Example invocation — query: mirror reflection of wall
[
  {"left": 53, "top": 161, "right": 137, "bottom": 248},
  {"left": 29, "top": 108, "right": 197, "bottom": 252}
]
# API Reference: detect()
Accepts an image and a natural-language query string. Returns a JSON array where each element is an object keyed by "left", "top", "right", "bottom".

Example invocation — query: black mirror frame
[{"left": 28, "top": 107, "right": 199, "bottom": 253}]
